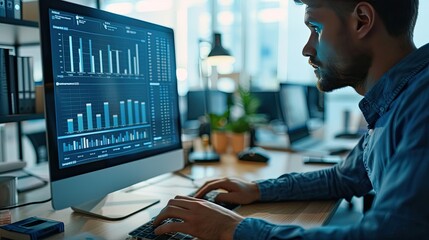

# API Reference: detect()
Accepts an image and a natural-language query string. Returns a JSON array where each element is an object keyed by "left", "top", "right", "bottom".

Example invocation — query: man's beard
[{"left": 314, "top": 52, "right": 371, "bottom": 92}]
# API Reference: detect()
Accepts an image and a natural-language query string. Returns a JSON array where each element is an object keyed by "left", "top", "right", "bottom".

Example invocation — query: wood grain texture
[{"left": 11, "top": 151, "right": 337, "bottom": 239}]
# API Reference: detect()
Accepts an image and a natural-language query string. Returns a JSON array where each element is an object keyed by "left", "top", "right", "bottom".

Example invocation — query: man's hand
[
  {"left": 194, "top": 178, "right": 260, "bottom": 205},
  {"left": 153, "top": 195, "right": 244, "bottom": 240}
]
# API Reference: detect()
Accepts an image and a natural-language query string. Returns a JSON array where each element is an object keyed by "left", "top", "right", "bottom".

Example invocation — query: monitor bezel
[{"left": 39, "top": 0, "right": 183, "bottom": 182}]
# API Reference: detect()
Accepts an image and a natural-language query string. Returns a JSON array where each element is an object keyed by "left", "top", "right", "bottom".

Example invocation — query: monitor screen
[
  {"left": 186, "top": 90, "right": 229, "bottom": 121},
  {"left": 280, "top": 84, "right": 309, "bottom": 130},
  {"left": 306, "top": 85, "right": 325, "bottom": 120},
  {"left": 250, "top": 91, "right": 282, "bottom": 122},
  {"left": 39, "top": 0, "right": 184, "bottom": 217},
  {"left": 279, "top": 83, "right": 311, "bottom": 142}
]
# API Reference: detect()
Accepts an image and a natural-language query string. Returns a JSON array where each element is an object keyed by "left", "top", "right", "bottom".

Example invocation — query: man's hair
[{"left": 294, "top": 0, "right": 419, "bottom": 38}]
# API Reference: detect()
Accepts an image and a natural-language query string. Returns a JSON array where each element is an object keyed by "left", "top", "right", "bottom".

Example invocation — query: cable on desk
[
  {"left": 173, "top": 171, "right": 199, "bottom": 188},
  {"left": 0, "top": 198, "right": 52, "bottom": 211}
]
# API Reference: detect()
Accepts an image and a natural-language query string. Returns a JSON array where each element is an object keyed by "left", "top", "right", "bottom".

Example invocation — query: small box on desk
[{"left": 0, "top": 217, "right": 64, "bottom": 240}]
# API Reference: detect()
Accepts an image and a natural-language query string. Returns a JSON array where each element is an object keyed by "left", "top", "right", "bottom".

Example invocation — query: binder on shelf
[
  {"left": 17, "top": 56, "right": 24, "bottom": 113},
  {"left": 8, "top": 55, "right": 18, "bottom": 114},
  {"left": 0, "top": 48, "right": 10, "bottom": 116},
  {"left": 13, "top": 0, "right": 20, "bottom": 19},
  {"left": 5, "top": 0, "right": 13, "bottom": 18},
  {"left": 0, "top": 0, "right": 6, "bottom": 17},
  {"left": 23, "top": 57, "right": 30, "bottom": 99},
  {"left": 25, "top": 56, "right": 35, "bottom": 113},
  {"left": 16, "top": 56, "right": 35, "bottom": 114}
]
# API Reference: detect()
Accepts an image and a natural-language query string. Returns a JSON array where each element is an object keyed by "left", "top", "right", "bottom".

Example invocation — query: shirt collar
[{"left": 359, "top": 43, "right": 429, "bottom": 129}]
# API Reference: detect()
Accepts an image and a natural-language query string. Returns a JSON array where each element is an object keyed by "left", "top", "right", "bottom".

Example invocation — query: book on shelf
[
  {"left": 2, "top": 0, "right": 21, "bottom": 19},
  {"left": 0, "top": 47, "right": 35, "bottom": 116},
  {"left": 0, "top": 0, "right": 6, "bottom": 18},
  {"left": 0, "top": 48, "right": 10, "bottom": 116},
  {"left": 8, "top": 54, "right": 18, "bottom": 114},
  {"left": 5, "top": 0, "right": 12, "bottom": 18},
  {"left": 17, "top": 56, "right": 35, "bottom": 114},
  {"left": 13, "top": 0, "right": 21, "bottom": 19}
]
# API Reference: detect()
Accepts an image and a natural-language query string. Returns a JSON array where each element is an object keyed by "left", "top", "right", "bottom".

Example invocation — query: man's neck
[{"left": 361, "top": 37, "right": 416, "bottom": 95}]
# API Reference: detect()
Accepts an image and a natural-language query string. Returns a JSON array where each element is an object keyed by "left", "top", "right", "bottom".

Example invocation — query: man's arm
[
  {"left": 257, "top": 136, "right": 373, "bottom": 202},
  {"left": 235, "top": 147, "right": 429, "bottom": 240}
]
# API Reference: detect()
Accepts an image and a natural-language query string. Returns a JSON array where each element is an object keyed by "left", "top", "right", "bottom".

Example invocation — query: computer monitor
[
  {"left": 279, "top": 83, "right": 310, "bottom": 143},
  {"left": 250, "top": 91, "right": 282, "bottom": 122},
  {"left": 306, "top": 85, "right": 325, "bottom": 120},
  {"left": 39, "top": 0, "right": 184, "bottom": 220},
  {"left": 186, "top": 90, "right": 229, "bottom": 121}
]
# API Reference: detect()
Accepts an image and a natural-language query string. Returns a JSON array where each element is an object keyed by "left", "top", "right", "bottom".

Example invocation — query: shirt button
[
  {"left": 380, "top": 107, "right": 385, "bottom": 112},
  {"left": 368, "top": 129, "right": 374, "bottom": 135}
]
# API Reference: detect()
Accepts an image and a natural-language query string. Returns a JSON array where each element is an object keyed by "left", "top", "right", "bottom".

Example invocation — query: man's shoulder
[
  {"left": 403, "top": 64, "right": 429, "bottom": 99},
  {"left": 393, "top": 65, "right": 429, "bottom": 120}
]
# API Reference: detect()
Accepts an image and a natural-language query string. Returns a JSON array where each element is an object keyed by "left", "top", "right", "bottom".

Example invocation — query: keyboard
[
  {"left": 128, "top": 218, "right": 194, "bottom": 240},
  {"left": 128, "top": 191, "right": 239, "bottom": 240},
  {"left": 199, "top": 190, "right": 239, "bottom": 211}
]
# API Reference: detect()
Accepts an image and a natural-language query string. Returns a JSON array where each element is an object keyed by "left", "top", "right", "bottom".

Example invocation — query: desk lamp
[
  {"left": 188, "top": 33, "right": 235, "bottom": 163},
  {"left": 206, "top": 33, "right": 235, "bottom": 66}
]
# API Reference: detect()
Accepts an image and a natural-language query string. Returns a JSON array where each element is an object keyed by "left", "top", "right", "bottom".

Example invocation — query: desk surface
[{"left": 9, "top": 151, "right": 338, "bottom": 240}]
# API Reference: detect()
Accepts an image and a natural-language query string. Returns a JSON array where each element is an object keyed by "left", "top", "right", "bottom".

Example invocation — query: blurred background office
[{"left": 1, "top": 0, "right": 429, "bottom": 166}]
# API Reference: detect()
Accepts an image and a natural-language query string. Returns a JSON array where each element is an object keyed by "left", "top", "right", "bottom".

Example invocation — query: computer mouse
[{"left": 238, "top": 147, "right": 270, "bottom": 162}]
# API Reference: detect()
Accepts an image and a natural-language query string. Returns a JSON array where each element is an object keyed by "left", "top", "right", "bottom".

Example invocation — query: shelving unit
[
  {"left": 0, "top": 17, "right": 42, "bottom": 161},
  {"left": 0, "top": 18, "right": 39, "bottom": 46},
  {"left": 0, "top": 114, "right": 44, "bottom": 124}
]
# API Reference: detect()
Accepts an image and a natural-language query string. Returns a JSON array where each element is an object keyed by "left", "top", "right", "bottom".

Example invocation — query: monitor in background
[
  {"left": 279, "top": 83, "right": 310, "bottom": 143},
  {"left": 279, "top": 83, "right": 353, "bottom": 154},
  {"left": 306, "top": 85, "right": 325, "bottom": 121},
  {"left": 250, "top": 91, "right": 282, "bottom": 122},
  {"left": 186, "top": 90, "right": 230, "bottom": 121},
  {"left": 39, "top": 0, "right": 183, "bottom": 220}
]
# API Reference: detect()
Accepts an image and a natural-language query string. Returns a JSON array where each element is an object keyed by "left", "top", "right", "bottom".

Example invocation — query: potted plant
[
  {"left": 228, "top": 87, "right": 264, "bottom": 153},
  {"left": 209, "top": 110, "right": 230, "bottom": 154},
  {"left": 209, "top": 87, "right": 266, "bottom": 154}
]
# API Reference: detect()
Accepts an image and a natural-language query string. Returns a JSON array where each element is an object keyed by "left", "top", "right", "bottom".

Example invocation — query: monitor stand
[{"left": 71, "top": 192, "right": 160, "bottom": 221}]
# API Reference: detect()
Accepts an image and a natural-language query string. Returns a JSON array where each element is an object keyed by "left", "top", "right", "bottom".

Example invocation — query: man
[{"left": 154, "top": 0, "right": 429, "bottom": 239}]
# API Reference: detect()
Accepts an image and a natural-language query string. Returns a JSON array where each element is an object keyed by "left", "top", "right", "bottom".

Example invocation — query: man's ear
[{"left": 352, "top": 2, "right": 375, "bottom": 39}]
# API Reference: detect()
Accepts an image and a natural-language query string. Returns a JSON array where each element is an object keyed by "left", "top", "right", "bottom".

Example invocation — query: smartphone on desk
[{"left": 303, "top": 155, "right": 342, "bottom": 165}]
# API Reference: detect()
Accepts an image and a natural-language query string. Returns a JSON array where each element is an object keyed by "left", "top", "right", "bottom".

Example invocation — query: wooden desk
[{"left": 9, "top": 151, "right": 338, "bottom": 239}]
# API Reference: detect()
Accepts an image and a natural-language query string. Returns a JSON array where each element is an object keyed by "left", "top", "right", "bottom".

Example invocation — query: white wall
[
  {"left": 414, "top": 1, "right": 429, "bottom": 48},
  {"left": 284, "top": 2, "right": 314, "bottom": 84}
]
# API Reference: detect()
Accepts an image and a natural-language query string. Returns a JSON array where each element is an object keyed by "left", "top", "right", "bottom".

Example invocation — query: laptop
[{"left": 278, "top": 83, "right": 355, "bottom": 155}]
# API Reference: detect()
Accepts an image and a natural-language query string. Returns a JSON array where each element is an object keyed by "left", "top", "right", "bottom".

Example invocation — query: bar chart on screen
[
  {"left": 53, "top": 85, "right": 155, "bottom": 167},
  {"left": 47, "top": 10, "right": 178, "bottom": 168},
  {"left": 64, "top": 99, "right": 149, "bottom": 134},
  {"left": 60, "top": 33, "right": 144, "bottom": 76}
]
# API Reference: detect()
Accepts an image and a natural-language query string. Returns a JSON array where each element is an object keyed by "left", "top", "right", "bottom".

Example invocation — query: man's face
[{"left": 302, "top": 2, "right": 371, "bottom": 92}]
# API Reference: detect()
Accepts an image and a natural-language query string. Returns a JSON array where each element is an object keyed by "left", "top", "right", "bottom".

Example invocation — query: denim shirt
[{"left": 234, "top": 43, "right": 429, "bottom": 240}]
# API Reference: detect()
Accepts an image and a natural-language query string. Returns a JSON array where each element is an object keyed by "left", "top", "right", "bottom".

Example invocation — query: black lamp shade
[
  {"left": 207, "top": 33, "right": 235, "bottom": 66},
  {"left": 208, "top": 33, "right": 231, "bottom": 57}
]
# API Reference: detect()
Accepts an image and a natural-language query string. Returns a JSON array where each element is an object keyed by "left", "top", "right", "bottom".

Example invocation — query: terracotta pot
[
  {"left": 230, "top": 132, "right": 249, "bottom": 154},
  {"left": 211, "top": 131, "right": 229, "bottom": 154}
]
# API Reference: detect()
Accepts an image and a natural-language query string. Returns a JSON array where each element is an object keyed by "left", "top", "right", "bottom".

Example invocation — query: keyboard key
[{"left": 129, "top": 218, "right": 194, "bottom": 240}]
